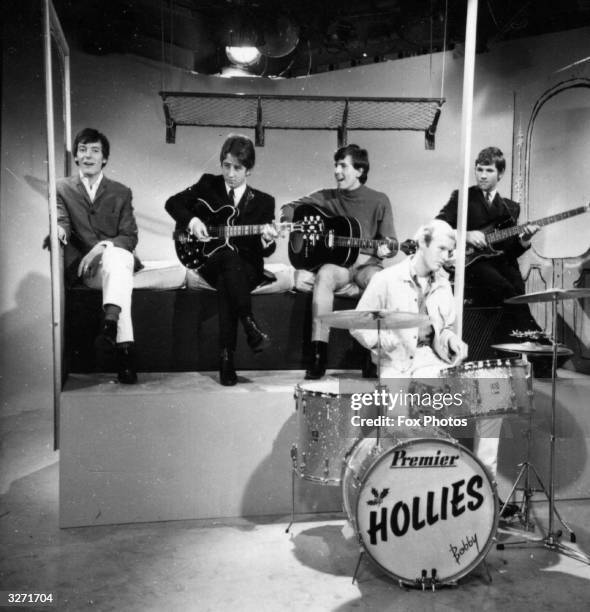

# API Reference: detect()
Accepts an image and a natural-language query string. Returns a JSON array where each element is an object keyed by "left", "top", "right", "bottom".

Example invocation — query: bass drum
[{"left": 342, "top": 429, "right": 498, "bottom": 586}]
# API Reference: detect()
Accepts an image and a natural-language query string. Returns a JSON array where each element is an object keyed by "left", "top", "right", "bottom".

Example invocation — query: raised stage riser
[{"left": 59, "top": 374, "right": 590, "bottom": 528}]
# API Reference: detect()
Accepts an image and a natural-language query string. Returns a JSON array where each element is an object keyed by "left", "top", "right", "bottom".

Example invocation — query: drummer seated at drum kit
[{"left": 351, "top": 219, "right": 520, "bottom": 519}]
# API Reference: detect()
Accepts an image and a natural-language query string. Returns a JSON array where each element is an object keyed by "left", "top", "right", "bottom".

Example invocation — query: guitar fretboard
[
  {"left": 333, "top": 237, "right": 394, "bottom": 249},
  {"left": 487, "top": 205, "right": 589, "bottom": 244},
  {"left": 207, "top": 224, "right": 267, "bottom": 238}
]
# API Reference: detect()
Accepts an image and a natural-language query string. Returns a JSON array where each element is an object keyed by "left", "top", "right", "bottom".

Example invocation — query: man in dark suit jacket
[
  {"left": 165, "top": 134, "right": 277, "bottom": 386},
  {"left": 436, "top": 146, "right": 541, "bottom": 343},
  {"left": 53, "top": 128, "right": 140, "bottom": 384}
]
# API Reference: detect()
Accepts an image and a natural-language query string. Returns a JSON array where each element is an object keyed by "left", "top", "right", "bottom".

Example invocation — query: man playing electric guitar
[
  {"left": 165, "top": 134, "right": 278, "bottom": 386},
  {"left": 281, "top": 144, "right": 396, "bottom": 379},
  {"left": 436, "top": 146, "right": 541, "bottom": 345}
]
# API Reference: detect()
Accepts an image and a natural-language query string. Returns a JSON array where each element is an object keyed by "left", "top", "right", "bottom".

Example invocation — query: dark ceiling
[{"left": 52, "top": 0, "right": 590, "bottom": 77}]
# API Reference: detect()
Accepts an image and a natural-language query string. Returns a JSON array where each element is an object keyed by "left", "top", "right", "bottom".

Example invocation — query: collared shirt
[
  {"left": 80, "top": 171, "right": 104, "bottom": 202},
  {"left": 351, "top": 258, "right": 459, "bottom": 373},
  {"left": 408, "top": 258, "right": 435, "bottom": 345},
  {"left": 226, "top": 182, "right": 247, "bottom": 205},
  {"left": 482, "top": 188, "right": 497, "bottom": 205}
]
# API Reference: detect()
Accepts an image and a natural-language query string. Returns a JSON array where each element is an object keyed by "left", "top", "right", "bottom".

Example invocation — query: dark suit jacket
[
  {"left": 56, "top": 174, "right": 141, "bottom": 284},
  {"left": 436, "top": 185, "right": 528, "bottom": 263},
  {"left": 165, "top": 173, "right": 276, "bottom": 277}
]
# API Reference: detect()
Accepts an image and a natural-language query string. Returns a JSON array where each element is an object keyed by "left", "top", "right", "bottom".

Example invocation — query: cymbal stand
[
  {"left": 498, "top": 354, "right": 543, "bottom": 531},
  {"left": 375, "top": 315, "right": 383, "bottom": 448},
  {"left": 499, "top": 295, "right": 590, "bottom": 564}
]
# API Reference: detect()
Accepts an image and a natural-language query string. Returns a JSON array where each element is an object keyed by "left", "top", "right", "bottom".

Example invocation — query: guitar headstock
[
  {"left": 289, "top": 217, "right": 325, "bottom": 237},
  {"left": 400, "top": 238, "right": 417, "bottom": 256}
]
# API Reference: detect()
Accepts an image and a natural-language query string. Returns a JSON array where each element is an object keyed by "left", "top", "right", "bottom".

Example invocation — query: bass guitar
[
  {"left": 465, "top": 203, "right": 589, "bottom": 268},
  {"left": 287, "top": 203, "right": 399, "bottom": 271},
  {"left": 173, "top": 198, "right": 302, "bottom": 269}
]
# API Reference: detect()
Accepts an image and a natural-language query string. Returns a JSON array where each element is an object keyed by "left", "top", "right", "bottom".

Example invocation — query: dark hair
[
  {"left": 475, "top": 146, "right": 506, "bottom": 174},
  {"left": 73, "top": 128, "right": 110, "bottom": 164},
  {"left": 334, "top": 144, "right": 369, "bottom": 184},
  {"left": 220, "top": 134, "right": 256, "bottom": 170}
]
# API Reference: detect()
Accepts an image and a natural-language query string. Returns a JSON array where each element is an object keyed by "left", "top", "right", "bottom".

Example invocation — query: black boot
[
  {"left": 241, "top": 315, "right": 271, "bottom": 353},
  {"left": 95, "top": 319, "right": 117, "bottom": 351},
  {"left": 116, "top": 343, "right": 138, "bottom": 385},
  {"left": 219, "top": 348, "right": 238, "bottom": 386},
  {"left": 305, "top": 341, "right": 327, "bottom": 380},
  {"left": 361, "top": 349, "right": 377, "bottom": 379}
]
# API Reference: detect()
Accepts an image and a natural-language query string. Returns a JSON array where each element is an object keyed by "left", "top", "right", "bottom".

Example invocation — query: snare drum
[
  {"left": 293, "top": 379, "right": 378, "bottom": 485},
  {"left": 443, "top": 359, "right": 533, "bottom": 419},
  {"left": 342, "top": 430, "right": 498, "bottom": 586}
]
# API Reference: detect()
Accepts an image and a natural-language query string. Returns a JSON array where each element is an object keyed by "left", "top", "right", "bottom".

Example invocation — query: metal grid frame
[{"left": 160, "top": 91, "right": 445, "bottom": 149}]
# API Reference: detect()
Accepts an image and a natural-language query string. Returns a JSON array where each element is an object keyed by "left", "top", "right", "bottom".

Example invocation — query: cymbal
[
  {"left": 492, "top": 342, "right": 574, "bottom": 356},
  {"left": 505, "top": 288, "right": 590, "bottom": 305},
  {"left": 319, "top": 310, "right": 431, "bottom": 330}
]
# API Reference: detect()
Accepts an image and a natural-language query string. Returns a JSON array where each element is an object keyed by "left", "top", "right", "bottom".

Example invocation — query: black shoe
[
  {"left": 95, "top": 319, "right": 117, "bottom": 349},
  {"left": 241, "top": 316, "right": 271, "bottom": 353},
  {"left": 219, "top": 349, "right": 238, "bottom": 386},
  {"left": 499, "top": 499, "right": 520, "bottom": 519},
  {"left": 116, "top": 343, "right": 138, "bottom": 384},
  {"left": 305, "top": 341, "right": 327, "bottom": 380}
]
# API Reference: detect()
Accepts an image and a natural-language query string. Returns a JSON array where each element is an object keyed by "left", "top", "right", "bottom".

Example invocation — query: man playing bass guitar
[
  {"left": 165, "top": 134, "right": 278, "bottom": 386},
  {"left": 436, "top": 146, "right": 541, "bottom": 345},
  {"left": 281, "top": 144, "right": 396, "bottom": 379}
]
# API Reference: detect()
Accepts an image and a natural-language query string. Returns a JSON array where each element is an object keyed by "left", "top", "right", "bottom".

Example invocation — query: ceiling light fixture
[{"left": 225, "top": 45, "right": 261, "bottom": 66}]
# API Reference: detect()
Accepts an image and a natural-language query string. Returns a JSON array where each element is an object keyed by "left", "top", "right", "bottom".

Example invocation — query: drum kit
[{"left": 287, "top": 287, "right": 590, "bottom": 589}]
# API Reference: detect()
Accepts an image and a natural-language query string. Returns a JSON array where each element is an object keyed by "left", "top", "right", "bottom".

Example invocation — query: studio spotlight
[{"left": 225, "top": 45, "right": 261, "bottom": 66}]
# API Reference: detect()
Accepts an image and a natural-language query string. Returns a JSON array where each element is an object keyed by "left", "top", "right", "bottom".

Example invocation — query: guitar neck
[
  {"left": 487, "top": 205, "right": 589, "bottom": 244},
  {"left": 333, "top": 236, "right": 390, "bottom": 249},
  {"left": 208, "top": 224, "right": 267, "bottom": 238}
]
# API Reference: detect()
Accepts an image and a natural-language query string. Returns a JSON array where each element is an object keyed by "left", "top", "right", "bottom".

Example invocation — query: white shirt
[
  {"left": 227, "top": 183, "right": 247, "bottom": 205},
  {"left": 80, "top": 171, "right": 104, "bottom": 202},
  {"left": 482, "top": 188, "right": 497, "bottom": 204}
]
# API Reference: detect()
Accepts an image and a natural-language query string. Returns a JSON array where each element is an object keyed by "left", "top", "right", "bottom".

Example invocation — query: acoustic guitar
[{"left": 287, "top": 203, "right": 399, "bottom": 271}]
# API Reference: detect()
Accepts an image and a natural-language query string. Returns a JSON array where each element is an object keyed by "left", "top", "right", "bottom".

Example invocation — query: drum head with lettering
[{"left": 354, "top": 438, "right": 497, "bottom": 585}]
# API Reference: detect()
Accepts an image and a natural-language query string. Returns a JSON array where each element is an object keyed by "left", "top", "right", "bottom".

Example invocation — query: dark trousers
[
  {"left": 199, "top": 249, "right": 262, "bottom": 350},
  {"left": 466, "top": 256, "right": 541, "bottom": 342}
]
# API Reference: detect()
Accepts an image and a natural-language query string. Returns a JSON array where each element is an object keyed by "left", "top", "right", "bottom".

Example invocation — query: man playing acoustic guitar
[
  {"left": 165, "top": 134, "right": 278, "bottom": 386},
  {"left": 281, "top": 144, "right": 396, "bottom": 379},
  {"left": 436, "top": 146, "right": 541, "bottom": 344}
]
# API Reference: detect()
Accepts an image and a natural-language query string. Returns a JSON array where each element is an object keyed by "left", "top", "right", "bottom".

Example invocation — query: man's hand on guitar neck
[
  {"left": 261, "top": 223, "right": 279, "bottom": 247},
  {"left": 377, "top": 241, "right": 395, "bottom": 259},
  {"left": 188, "top": 216, "right": 210, "bottom": 241},
  {"left": 465, "top": 230, "right": 487, "bottom": 250},
  {"left": 518, "top": 223, "right": 540, "bottom": 248}
]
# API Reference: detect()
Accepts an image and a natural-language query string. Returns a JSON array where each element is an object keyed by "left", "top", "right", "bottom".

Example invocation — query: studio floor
[{"left": 2, "top": 373, "right": 590, "bottom": 612}]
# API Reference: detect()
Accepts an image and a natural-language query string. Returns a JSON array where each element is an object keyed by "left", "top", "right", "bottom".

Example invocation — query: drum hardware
[
  {"left": 440, "top": 359, "right": 532, "bottom": 419},
  {"left": 494, "top": 289, "right": 590, "bottom": 564},
  {"left": 286, "top": 377, "right": 379, "bottom": 533},
  {"left": 318, "top": 309, "right": 431, "bottom": 446},
  {"left": 287, "top": 310, "right": 431, "bottom": 534}
]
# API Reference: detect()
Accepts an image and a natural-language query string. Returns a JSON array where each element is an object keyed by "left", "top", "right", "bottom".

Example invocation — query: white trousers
[
  {"left": 380, "top": 346, "right": 502, "bottom": 479},
  {"left": 84, "top": 246, "right": 135, "bottom": 343}
]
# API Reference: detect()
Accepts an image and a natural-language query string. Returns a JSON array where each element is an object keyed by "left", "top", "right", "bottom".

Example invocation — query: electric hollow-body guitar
[
  {"left": 173, "top": 198, "right": 305, "bottom": 269},
  {"left": 287, "top": 203, "right": 400, "bottom": 271},
  {"left": 465, "top": 203, "right": 590, "bottom": 268}
]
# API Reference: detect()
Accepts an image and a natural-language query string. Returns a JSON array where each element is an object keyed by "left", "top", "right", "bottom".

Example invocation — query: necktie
[
  {"left": 229, "top": 188, "right": 235, "bottom": 204},
  {"left": 485, "top": 191, "right": 492, "bottom": 205}
]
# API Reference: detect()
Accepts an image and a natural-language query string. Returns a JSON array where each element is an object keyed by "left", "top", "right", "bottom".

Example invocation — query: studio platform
[{"left": 59, "top": 369, "right": 590, "bottom": 528}]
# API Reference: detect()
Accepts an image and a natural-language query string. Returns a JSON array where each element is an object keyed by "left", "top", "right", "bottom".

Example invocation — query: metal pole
[
  {"left": 454, "top": 0, "right": 479, "bottom": 339},
  {"left": 43, "top": 0, "right": 63, "bottom": 449}
]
